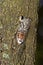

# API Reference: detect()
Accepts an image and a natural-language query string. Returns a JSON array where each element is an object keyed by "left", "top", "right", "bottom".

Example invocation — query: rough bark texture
[{"left": 0, "top": 0, "right": 39, "bottom": 65}]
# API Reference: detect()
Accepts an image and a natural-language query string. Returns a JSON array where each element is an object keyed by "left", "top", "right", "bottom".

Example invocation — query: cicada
[{"left": 16, "top": 16, "right": 31, "bottom": 44}]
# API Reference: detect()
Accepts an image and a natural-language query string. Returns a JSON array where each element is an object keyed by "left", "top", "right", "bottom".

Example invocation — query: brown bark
[{"left": 0, "top": 0, "right": 39, "bottom": 65}]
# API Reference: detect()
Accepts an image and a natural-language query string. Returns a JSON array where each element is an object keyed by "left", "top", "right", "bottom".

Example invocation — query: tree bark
[{"left": 0, "top": 0, "right": 39, "bottom": 65}]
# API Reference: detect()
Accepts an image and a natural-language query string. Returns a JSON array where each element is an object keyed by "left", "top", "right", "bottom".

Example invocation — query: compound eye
[{"left": 21, "top": 16, "right": 24, "bottom": 20}]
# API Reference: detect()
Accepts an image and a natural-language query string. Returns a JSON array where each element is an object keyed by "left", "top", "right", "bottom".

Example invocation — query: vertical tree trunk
[{"left": 0, "top": 0, "right": 39, "bottom": 65}]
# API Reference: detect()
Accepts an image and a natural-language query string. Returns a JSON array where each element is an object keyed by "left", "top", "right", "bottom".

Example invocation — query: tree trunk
[{"left": 0, "top": 0, "right": 39, "bottom": 65}]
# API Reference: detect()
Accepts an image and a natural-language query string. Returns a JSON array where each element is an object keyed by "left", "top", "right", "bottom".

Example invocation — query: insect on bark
[{"left": 16, "top": 16, "right": 31, "bottom": 45}]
